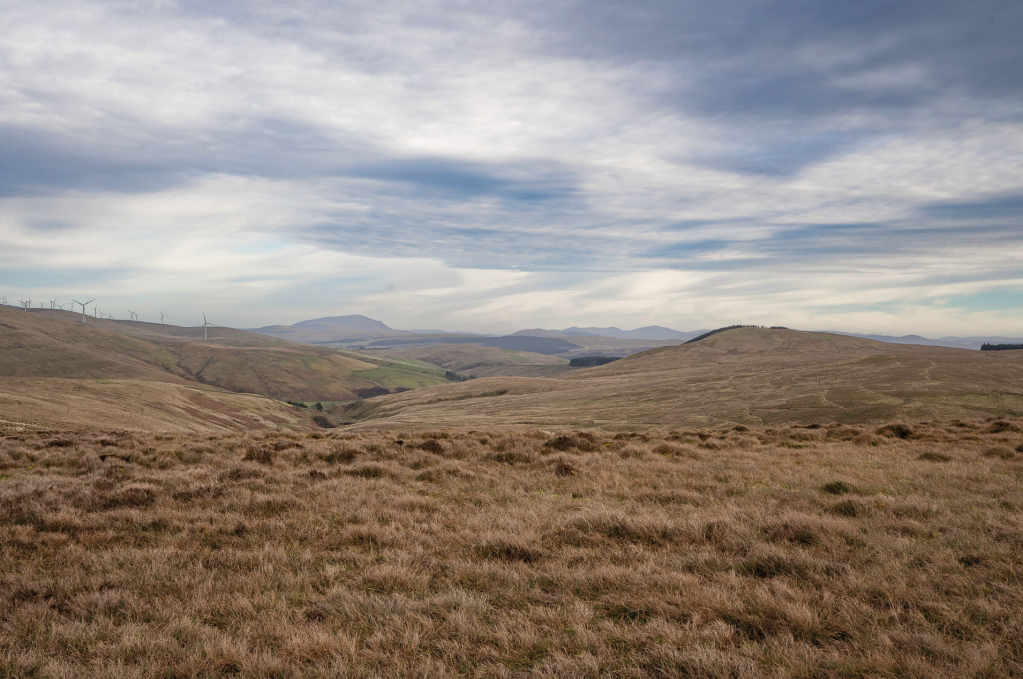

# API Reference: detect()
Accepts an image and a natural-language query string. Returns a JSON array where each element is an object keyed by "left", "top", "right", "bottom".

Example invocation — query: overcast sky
[{"left": 1, "top": 0, "right": 1021, "bottom": 335}]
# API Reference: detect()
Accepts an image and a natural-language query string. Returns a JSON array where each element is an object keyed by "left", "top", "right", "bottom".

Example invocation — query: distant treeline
[
  {"left": 569, "top": 356, "right": 621, "bottom": 367},
  {"left": 981, "top": 343, "right": 1023, "bottom": 351}
]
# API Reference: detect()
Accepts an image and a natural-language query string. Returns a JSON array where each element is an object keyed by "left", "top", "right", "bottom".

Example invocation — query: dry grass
[
  {"left": 2, "top": 419, "right": 1023, "bottom": 677},
  {"left": 0, "top": 305, "right": 448, "bottom": 404},
  {"left": 336, "top": 328, "right": 1023, "bottom": 429},
  {"left": 0, "top": 379, "right": 310, "bottom": 434},
  {"left": 378, "top": 344, "right": 574, "bottom": 378}
]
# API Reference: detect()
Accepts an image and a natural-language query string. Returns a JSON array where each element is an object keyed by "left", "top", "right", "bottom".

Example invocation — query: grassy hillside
[
  {"left": 0, "top": 378, "right": 312, "bottom": 433},
  {"left": 169, "top": 343, "right": 448, "bottom": 401},
  {"left": 379, "top": 343, "right": 574, "bottom": 377},
  {"left": 0, "top": 309, "right": 189, "bottom": 382},
  {"left": 336, "top": 327, "right": 1023, "bottom": 428},
  {"left": 0, "top": 306, "right": 451, "bottom": 403},
  {"left": 3, "top": 419, "right": 1021, "bottom": 676}
]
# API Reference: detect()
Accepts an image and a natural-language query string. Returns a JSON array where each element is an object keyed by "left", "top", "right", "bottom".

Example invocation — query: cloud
[
  {"left": 0, "top": 0, "right": 1020, "bottom": 334},
  {"left": 921, "top": 194, "right": 1023, "bottom": 221}
]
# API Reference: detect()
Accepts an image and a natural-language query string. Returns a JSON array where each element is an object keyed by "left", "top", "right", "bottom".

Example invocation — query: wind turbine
[
  {"left": 18, "top": 297, "right": 31, "bottom": 310},
  {"left": 159, "top": 311, "right": 166, "bottom": 324},
  {"left": 72, "top": 299, "right": 94, "bottom": 323},
  {"left": 201, "top": 312, "right": 215, "bottom": 340},
  {"left": 127, "top": 310, "right": 138, "bottom": 321}
]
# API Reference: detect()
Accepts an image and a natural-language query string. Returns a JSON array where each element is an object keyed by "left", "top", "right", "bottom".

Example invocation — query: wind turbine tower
[
  {"left": 159, "top": 311, "right": 166, "bottom": 324},
  {"left": 201, "top": 312, "right": 214, "bottom": 341},
  {"left": 72, "top": 299, "right": 95, "bottom": 323},
  {"left": 127, "top": 310, "right": 138, "bottom": 322}
]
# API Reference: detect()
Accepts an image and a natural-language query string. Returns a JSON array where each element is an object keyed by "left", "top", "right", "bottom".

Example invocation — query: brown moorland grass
[
  {"left": 337, "top": 328, "right": 1023, "bottom": 429},
  {"left": 2, "top": 419, "right": 1022, "bottom": 677},
  {"left": 0, "top": 306, "right": 449, "bottom": 403},
  {"left": 0, "top": 379, "right": 314, "bottom": 434}
]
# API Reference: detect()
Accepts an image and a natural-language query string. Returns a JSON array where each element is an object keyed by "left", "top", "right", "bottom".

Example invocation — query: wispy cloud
[{"left": 0, "top": 0, "right": 1021, "bottom": 334}]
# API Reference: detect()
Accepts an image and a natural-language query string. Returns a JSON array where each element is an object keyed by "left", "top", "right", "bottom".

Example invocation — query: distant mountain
[
  {"left": 367, "top": 335, "right": 578, "bottom": 355},
  {"left": 513, "top": 326, "right": 705, "bottom": 341},
  {"left": 564, "top": 326, "right": 705, "bottom": 341},
  {"left": 249, "top": 315, "right": 400, "bottom": 340},
  {"left": 407, "top": 329, "right": 494, "bottom": 336},
  {"left": 823, "top": 332, "right": 1023, "bottom": 351},
  {"left": 509, "top": 328, "right": 574, "bottom": 338},
  {"left": 286, "top": 315, "right": 392, "bottom": 332}
]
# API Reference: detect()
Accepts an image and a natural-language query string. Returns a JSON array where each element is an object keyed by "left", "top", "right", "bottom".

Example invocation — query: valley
[
  {"left": 0, "top": 306, "right": 452, "bottom": 412},
  {"left": 3, "top": 309, "right": 1023, "bottom": 676}
]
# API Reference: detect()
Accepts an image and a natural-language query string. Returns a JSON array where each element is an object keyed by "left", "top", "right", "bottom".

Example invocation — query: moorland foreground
[
  {"left": 3, "top": 310, "right": 1023, "bottom": 676},
  {"left": 3, "top": 419, "right": 1023, "bottom": 677}
]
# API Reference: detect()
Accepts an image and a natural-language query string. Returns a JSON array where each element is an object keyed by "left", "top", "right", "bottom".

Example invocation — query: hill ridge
[{"left": 333, "top": 327, "right": 1023, "bottom": 428}]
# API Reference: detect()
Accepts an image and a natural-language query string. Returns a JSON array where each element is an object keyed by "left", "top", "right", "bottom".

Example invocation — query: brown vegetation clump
[
  {"left": 919, "top": 451, "right": 953, "bottom": 462},
  {"left": 989, "top": 420, "right": 1021, "bottom": 433},
  {"left": 241, "top": 442, "right": 274, "bottom": 464},
  {"left": 1, "top": 417, "right": 1022, "bottom": 676},
  {"left": 983, "top": 445, "right": 1016, "bottom": 460},
  {"left": 876, "top": 423, "right": 914, "bottom": 439},
  {"left": 852, "top": 432, "right": 886, "bottom": 446},
  {"left": 319, "top": 444, "right": 360, "bottom": 464}
]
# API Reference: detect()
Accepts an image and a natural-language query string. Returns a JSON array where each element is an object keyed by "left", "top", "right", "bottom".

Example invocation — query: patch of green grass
[{"left": 352, "top": 365, "right": 449, "bottom": 389}]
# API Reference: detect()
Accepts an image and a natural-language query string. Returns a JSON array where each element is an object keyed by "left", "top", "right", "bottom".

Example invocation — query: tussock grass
[{"left": 1, "top": 419, "right": 1022, "bottom": 676}]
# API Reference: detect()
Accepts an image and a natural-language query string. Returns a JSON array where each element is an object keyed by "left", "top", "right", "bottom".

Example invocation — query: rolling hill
[
  {"left": 248, "top": 314, "right": 696, "bottom": 357},
  {"left": 556, "top": 325, "right": 704, "bottom": 340},
  {"left": 250, "top": 314, "right": 398, "bottom": 341},
  {"left": 335, "top": 327, "right": 1023, "bottom": 428},
  {"left": 377, "top": 343, "right": 575, "bottom": 378},
  {"left": 827, "top": 331, "right": 1023, "bottom": 351},
  {"left": 367, "top": 332, "right": 687, "bottom": 359},
  {"left": 0, "top": 306, "right": 451, "bottom": 405},
  {"left": 0, "top": 378, "right": 306, "bottom": 433}
]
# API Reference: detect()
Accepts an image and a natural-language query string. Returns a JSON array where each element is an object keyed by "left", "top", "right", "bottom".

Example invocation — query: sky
[{"left": 1, "top": 0, "right": 1022, "bottom": 336}]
